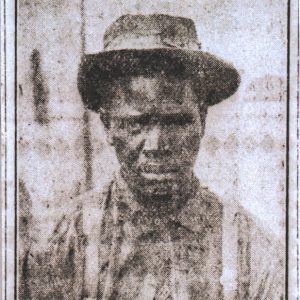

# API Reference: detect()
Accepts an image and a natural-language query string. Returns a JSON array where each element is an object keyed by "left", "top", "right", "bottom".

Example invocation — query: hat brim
[{"left": 78, "top": 48, "right": 240, "bottom": 111}]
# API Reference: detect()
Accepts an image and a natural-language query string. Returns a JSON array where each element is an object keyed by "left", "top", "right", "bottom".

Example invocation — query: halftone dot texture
[
  {"left": 18, "top": 1, "right": 286, "bottom": 299},
  {"left": 22, "top": 177, "right": 284, "bottom": 298}
]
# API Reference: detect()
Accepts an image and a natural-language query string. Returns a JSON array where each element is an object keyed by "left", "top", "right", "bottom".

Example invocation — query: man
[{"left": 23, "top": 14, "right": 284, "bottom": 299}]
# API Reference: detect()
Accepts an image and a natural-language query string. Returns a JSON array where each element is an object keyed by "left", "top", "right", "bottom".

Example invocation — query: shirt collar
[{"left": 111, "top": 172, "right": 222, "bottom": 234}]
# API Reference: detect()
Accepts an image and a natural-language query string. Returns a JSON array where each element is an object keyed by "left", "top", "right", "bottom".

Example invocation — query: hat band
[{"left": 104, "top": 33, "right": 200, "bottom": 51}]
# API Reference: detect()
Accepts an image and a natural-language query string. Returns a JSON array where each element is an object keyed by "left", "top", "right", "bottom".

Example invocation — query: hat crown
[
  {"left": 104, "top": 14, "right": 201, "bottom": 51},
  {"left": 78, "top": 14, "right": 240, "bottom": 111}
]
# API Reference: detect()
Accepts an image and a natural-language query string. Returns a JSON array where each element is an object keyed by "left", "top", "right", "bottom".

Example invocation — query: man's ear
[
  {"left": 198, "top": 102, "right": 208, "bottom": 139},
  {"left": 100, "top": 111, "right": 114, "bottom": 146}
]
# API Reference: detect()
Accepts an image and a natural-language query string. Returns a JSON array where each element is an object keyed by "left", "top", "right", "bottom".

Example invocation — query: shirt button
[{"left": 154, "top": 218, "right": 161, "bottom": 225}]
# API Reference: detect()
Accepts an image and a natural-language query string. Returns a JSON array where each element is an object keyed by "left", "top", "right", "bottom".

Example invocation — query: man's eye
[
  {"left": 164, "top": 116, "right": 194, "bottom": 126},
  {"left": 119, "top": 120, "right": 142, "bottom": 133},
  {"left": 128, "top": 123, "right": 142, "bottom": 133}
]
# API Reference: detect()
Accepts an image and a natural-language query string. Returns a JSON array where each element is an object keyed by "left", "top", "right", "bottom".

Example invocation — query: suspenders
[
  {"left": 221, "top": 203, "right": 252, "bottom": 300},
  {"left": 82, "top": 192, "right": 106, "bottom": 299},
  {"left": 221, "top": 203, "right": 239, "bottom": 300}
]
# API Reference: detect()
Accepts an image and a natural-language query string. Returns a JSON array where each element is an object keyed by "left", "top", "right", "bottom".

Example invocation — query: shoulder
[
  {"left": 194, "top": 185, "right": 283, "bottom": 256},
  {"left": 198, "top": 185, "right": 223, "bottom": 217},
  {"left": 22, "top": 180, "right": 114, "bottom": 298},
  {"left": 222, "top": 200, "right": 285, "bottom": 299},
  {"left": 224, "top": 201, "right": 284, "bottom": 257},
  {"left": 44, "top": 179, "right": 113, "bottom": 245},
  {"left": 199, "top": 185, "right": 285, "bottom": 299},
  {"left": 22, "top": 206, "right": 84, "bottom": 298},
  {"left": 49, "top": 179, "right": 114, "bottom": 246}
]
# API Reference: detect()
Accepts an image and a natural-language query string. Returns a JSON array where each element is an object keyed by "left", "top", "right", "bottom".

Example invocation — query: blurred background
[{"left": 18, "top": 0, "right": 287, "bottom": 257}]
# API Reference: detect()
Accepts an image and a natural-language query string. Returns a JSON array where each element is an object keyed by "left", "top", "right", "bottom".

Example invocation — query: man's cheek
[
  {"left": 174, "top": 131, "right": 201, "bottom": 158},
  {"left": 112, "top": 136, "right": 141, "bottom": 168},
  {"left": 187, "top": 131, "right": 202, "bottom": 150}
]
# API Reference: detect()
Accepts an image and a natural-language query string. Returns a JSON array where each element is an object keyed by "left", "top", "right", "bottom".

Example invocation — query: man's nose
[
  {"left": 142, "top": 126, "right": 171, "bottom": 157},
  {"left": 143, "top": 126, "right": 161, "bottom": 151}
]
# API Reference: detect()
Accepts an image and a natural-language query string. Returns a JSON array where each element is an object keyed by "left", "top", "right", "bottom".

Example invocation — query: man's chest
[{"left": 95, "top": 207, "right": 223, "bottom": 300}]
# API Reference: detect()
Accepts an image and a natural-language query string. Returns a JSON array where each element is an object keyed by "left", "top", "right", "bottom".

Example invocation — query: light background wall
[{"left": 18, "top": 0, "right": 287, "bottom": 252}]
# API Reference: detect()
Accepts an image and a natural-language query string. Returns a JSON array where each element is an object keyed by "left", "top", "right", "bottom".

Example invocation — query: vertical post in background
[
  {"left": 80, "top": 5, "right": 99, "bottom": 299},
  {"left": 30, "top": 49, "right": 50, "bottom": 126},
  {"left": 80, "top": 0, "right": 93, "bottom": 191}
]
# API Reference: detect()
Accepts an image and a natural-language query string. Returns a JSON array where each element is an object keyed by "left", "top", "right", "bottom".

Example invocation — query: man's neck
[{"left": 117, "top": 170, "right": 199, "bottom": 214}]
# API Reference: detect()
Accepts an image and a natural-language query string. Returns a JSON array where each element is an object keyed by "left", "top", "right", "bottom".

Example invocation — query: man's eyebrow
[
  {"left": 110, "top": 109, "right": 143, "bottom": 118},
  {"left": 114, "top": 113, "right": 195, "bottom": 123},
  {"left": 114, "top": 114, "right": 151, "bottom": 123},
  {"left": 160, "top": 112, "right": 195, "bottom": 123}
]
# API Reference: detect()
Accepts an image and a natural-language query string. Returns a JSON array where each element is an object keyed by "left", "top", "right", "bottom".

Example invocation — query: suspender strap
[
  {"left": 82, "top": 194, "right": 106, "bottom": 299},
  {"left": 221, "top": 203, "right": 238, "bottom": 300},
  {"left": 236, "top": 211, "right": 251, "bottom": 298}
]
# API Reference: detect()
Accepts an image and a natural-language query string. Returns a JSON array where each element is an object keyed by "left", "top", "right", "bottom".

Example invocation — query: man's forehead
[
  {"left": 108, "top": 75, "right": 198, "bottom": 112},
  {"left": 128, "top": 75, "right": 191, "bottom": 96},
  {"left": 125, "top": 75, "right": 193, "bottom": 97}
]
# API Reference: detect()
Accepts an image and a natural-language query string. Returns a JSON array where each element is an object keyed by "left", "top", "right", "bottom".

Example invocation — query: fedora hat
[{"left": 78, "top": 14, "right": 240, "bottom": 112}]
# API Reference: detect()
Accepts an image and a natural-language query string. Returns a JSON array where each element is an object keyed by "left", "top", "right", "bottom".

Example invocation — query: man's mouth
[
  {"left": 139, "top": 164, "right": 180, "bottom": 180},
  {"left": 140, "top": 164, "right": 180, "bottom": 173}
]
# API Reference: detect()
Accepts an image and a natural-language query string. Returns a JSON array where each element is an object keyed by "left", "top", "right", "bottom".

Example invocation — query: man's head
[
  {"left": 99, "top": 74, "right": 207, "bottom": 197},
  {"left": 77, "top": 14, "right": 240, "bottom": 199}
]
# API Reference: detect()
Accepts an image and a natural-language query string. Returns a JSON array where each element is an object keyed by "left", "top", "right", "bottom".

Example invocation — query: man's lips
[
  {"left": 141, "top": 172, "right": 178, "bottom": 180},
  {"left": 139, "top": 164, "right": 181, "bottom": 180},
  {"left": 139, "top": 164, "right": 180, "bottom": 174}
]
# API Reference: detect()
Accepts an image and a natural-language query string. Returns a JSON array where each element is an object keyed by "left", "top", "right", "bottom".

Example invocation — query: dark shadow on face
[{"left": 104, "top": 75, "right": 206, "bottom": 199}]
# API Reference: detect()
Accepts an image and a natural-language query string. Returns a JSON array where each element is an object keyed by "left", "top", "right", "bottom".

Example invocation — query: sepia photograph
[{"left": 2, "top": 0, "right": 299, "bottom": 299}]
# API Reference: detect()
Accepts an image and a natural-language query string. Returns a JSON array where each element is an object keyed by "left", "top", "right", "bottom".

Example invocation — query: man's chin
[
  {"left": 135, "top": 176, "right": 181, "bottom": 197},
  {"left": 121, "top": 168, "right": 193, "bottom": 198}
]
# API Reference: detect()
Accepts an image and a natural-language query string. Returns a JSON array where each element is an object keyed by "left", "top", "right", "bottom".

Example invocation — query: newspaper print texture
[{"left": 18, "top": 0, "right": 287, "bottom": 299}]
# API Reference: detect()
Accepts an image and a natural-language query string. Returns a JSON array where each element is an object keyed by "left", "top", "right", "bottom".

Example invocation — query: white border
[
  {"left": 1, "top": 0, "right": 16, "bottom": 299},
  {"left": 0, "top": 0, "right": 6, "bottom": 298},
  {"left": 1, "top": 0, "right": 299, "bottom": 299},
  {"left": 289, "top": 1, "right": 300, "bottom": 298}
]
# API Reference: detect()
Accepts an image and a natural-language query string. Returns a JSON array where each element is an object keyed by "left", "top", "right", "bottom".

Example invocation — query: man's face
[{"left": 105, "top": 75, "right": 205, "bottom": 197}]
